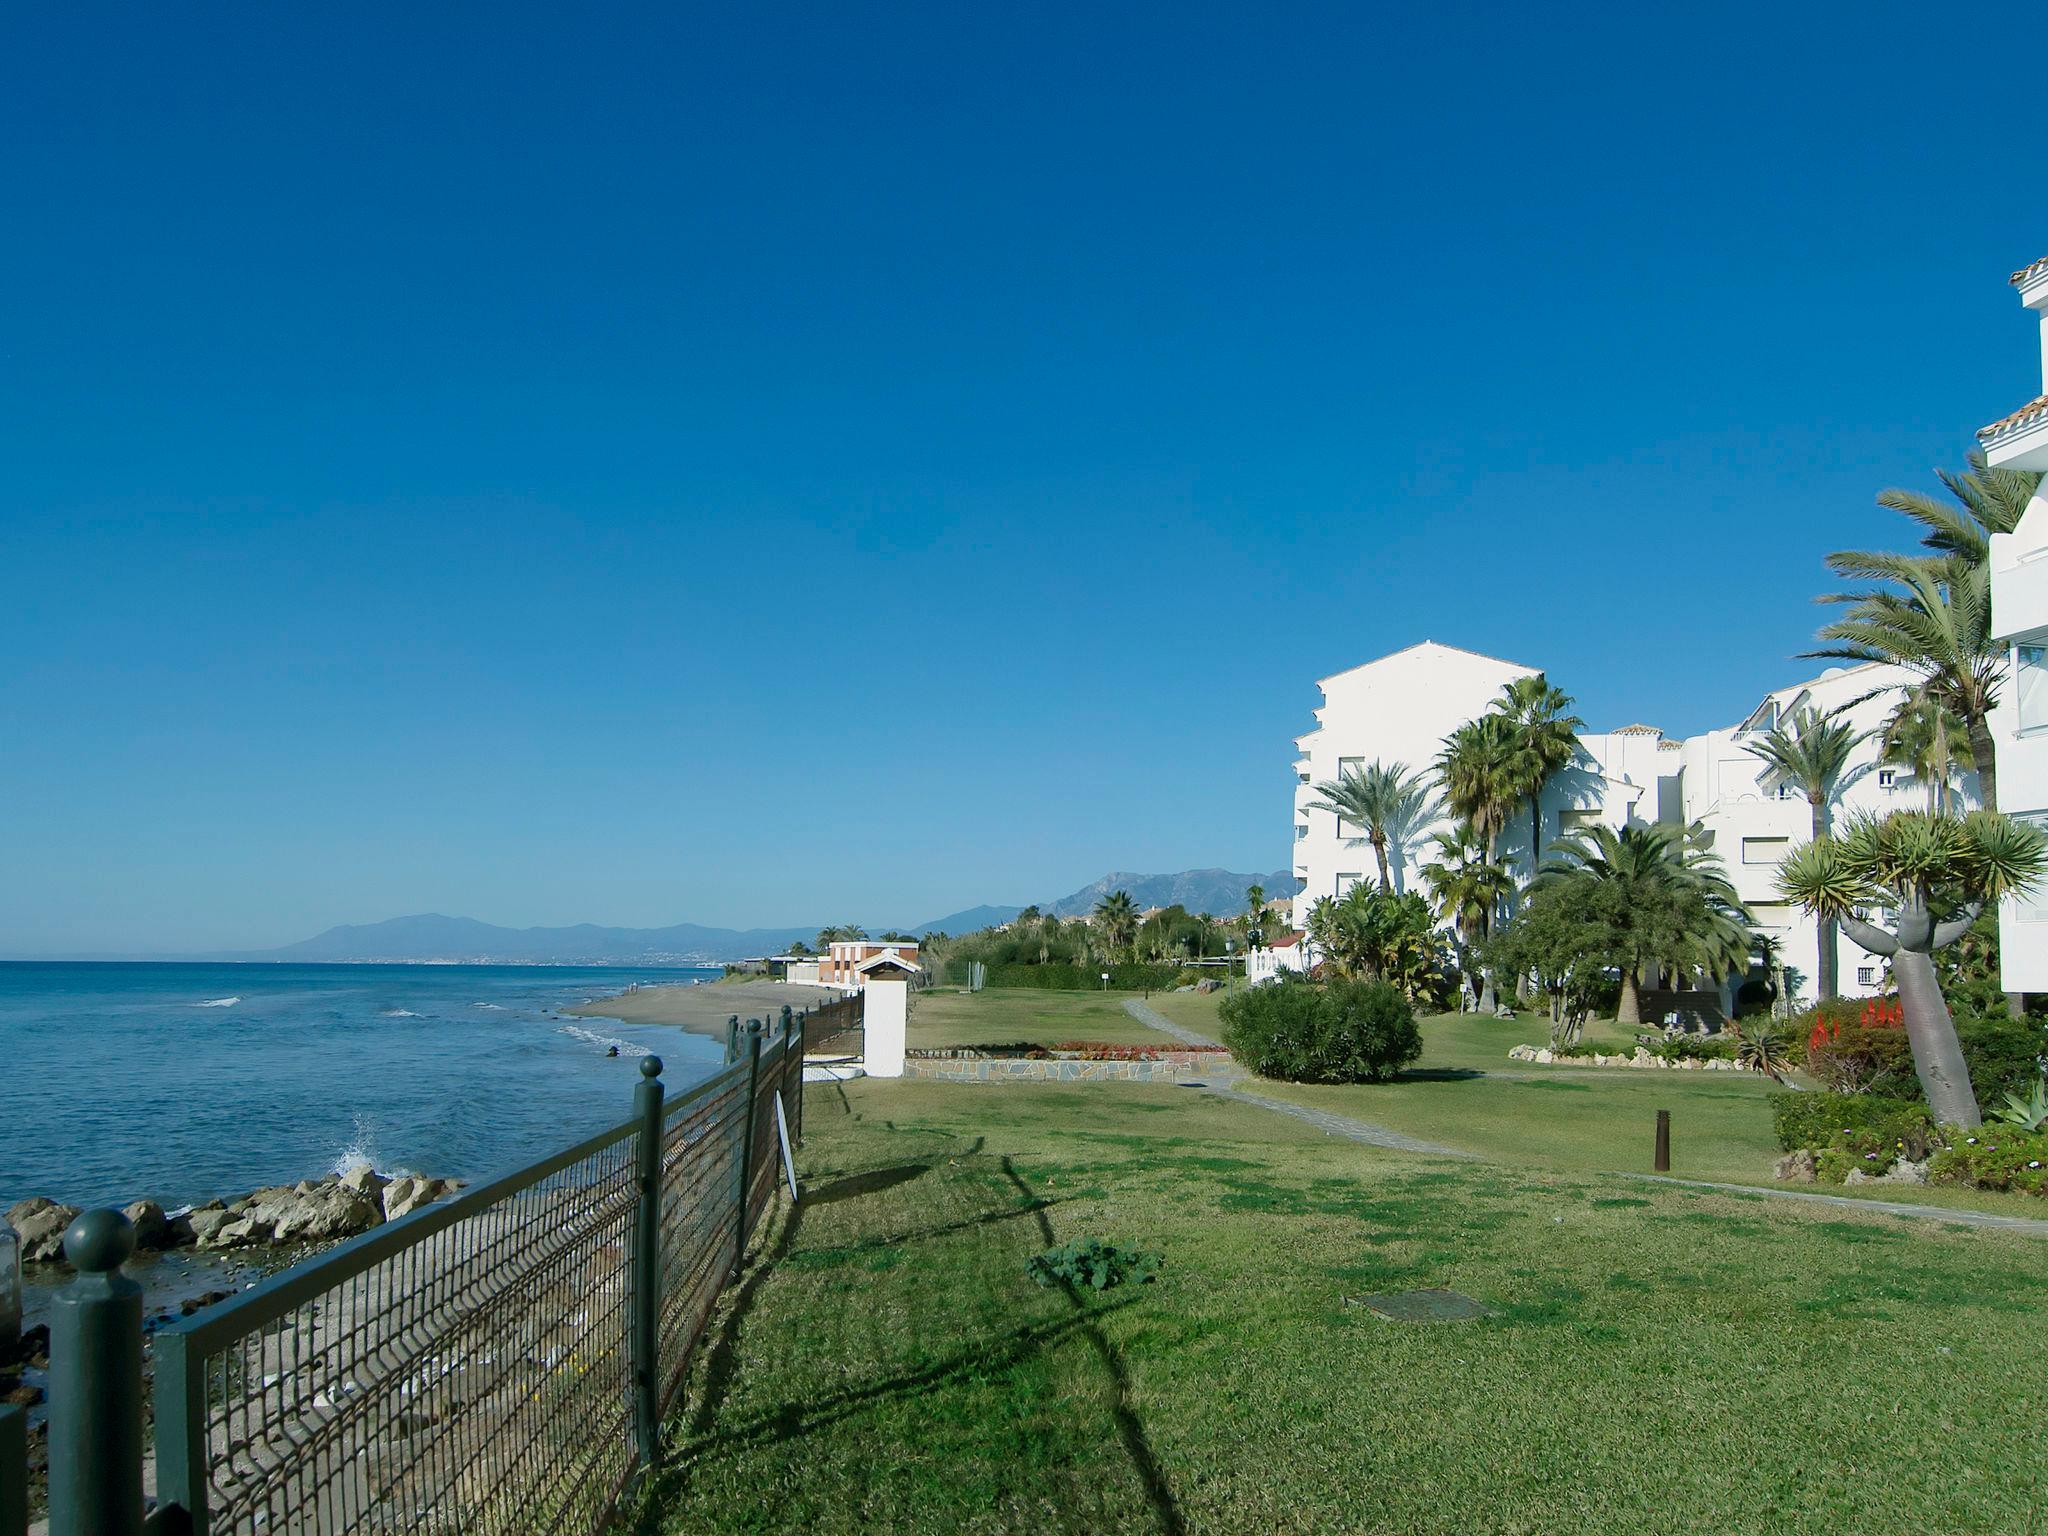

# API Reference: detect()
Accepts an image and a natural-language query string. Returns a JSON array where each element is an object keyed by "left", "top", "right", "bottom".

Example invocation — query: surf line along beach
[{"left": 566, "top": 976, "right": 843, "bottom": 1039}]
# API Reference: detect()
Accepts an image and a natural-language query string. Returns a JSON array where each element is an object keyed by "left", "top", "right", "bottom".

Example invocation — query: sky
[{"left": 3, "top": 2, "right": 2043, "bottom": 952}]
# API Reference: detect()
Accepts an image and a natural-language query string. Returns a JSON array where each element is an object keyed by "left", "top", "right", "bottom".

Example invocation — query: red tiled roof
[
  {"left": 1267, "top": 930, "right": 1305, "bottom": 949},
  {"left": 1977, "top": 394, "right": 2048, "bottom": 442},
  {"left": 2011, "top": 255, "right": 2048, "bottom": 287}
]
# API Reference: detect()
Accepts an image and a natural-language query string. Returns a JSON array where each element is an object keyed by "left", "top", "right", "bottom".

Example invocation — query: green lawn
[
  {"left": 639, "top": 1076, "right": 2048, "bottom": 1535},
  {"left": 907, "top": 987, "right": 1173, "bottom": 1048}
]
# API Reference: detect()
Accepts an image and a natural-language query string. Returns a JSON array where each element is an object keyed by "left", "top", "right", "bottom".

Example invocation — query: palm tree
[
  {"left": 1743, "top": 705, "right": 1865, "bottom": 1001},
  {"left": 1305, "top": 760, "right": 1440, "bottom": 890},
  {"left": 1869, "top": 451, "right": 2042, "bottom": 567},
  {"left": 1436, "top": 714, "right": 1520, "bottom": 866},
  {"left": 1778, "top": 810, "right": 2047, "bottom": 1125},
  {"left": 1244, "top": 883, "right": 1267, "bottom": 947},
  {"left": 1882, "top": 690, "right": 1974, "bottom": 816},
  {"left": 1491, "top": 674, "right": 1584, "bottom": 876},
  {"left": 1093, "top": 890, "right": 1138, "bottom": 959},
  {"left": 1422, "top": 824, "right": 1515, "bottom": 1010},
  {"left": 1814, "top": 453, "right": 2041, "bottom": 813},
  {"left": 1535, "top": 822, "right": 1748, "bottom": 1025}
]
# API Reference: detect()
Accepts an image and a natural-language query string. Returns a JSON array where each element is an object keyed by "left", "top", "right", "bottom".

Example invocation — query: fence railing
[
  {"left": 12, "top": 1000, "right": 833, "bottom": 1536},
  {"left": 801, "top": 992, "right": 864, "bottom": 1064}
]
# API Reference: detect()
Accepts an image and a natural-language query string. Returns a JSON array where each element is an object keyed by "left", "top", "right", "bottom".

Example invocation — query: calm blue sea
[{"left": 0, "top": 962, "right": 724, "bottom": 1212}]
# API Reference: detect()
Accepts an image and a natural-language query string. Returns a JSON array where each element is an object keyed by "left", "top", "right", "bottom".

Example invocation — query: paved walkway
[
  {"left": 1624, "top": 1174, "right": 2048, "bottom": 1235},
  {"left": 1121, "top": 999, "right": 2048, "bottom": 1233}
]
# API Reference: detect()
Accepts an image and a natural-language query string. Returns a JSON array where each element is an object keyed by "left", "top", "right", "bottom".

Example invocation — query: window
[
  {"left": 1337, "top": 757, "right": 1364, "bottom": 778},
  {"left": 1560, "top": 809, "right": 1601, "bottom": 831},
  {"left": 1335, "top": 872, "right": 1363, "bottom": 898},
  {"left": 1877, "top": 768, "right": 1898, "bottom": 790},
  {"left": 1857, "top": 965, "right": 1880, "bottom": 987},
  {"left": 1741, "top": 836, "right": 1790, "bottom": 865},
  {"left": 2019, "top": 644, "right": 2048, "bottom": 734},
  {"left": 1294, "top": 822, "right": 1308, "bottom": 842},
  {"left": 1748, "top": 902, "right": 1793, "bottom": 929},
  {"left": 1777, "top": 782, "right": 1800, "bottom": 801},
  {"left": 2015, "top": 812, "right": 2048, "bottom": 921}
]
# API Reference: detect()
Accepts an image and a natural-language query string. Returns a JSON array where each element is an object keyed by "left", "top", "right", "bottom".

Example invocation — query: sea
[{"left": 0, "top": 961, "right": 726, "bottom": 1214}]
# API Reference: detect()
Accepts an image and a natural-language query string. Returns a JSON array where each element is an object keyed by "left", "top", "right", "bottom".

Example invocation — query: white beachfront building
[
  {"left": 1982, "top": 251, "right": 2048, "bottom": 992},
  {"left": 1280, "top": 641, "right": 1971, "bottom": 1005}
]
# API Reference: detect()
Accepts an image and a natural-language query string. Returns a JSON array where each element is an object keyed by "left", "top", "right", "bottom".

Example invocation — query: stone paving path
[{"left": 1121, "top": 999, "right": 2048, "bottom": 1232}]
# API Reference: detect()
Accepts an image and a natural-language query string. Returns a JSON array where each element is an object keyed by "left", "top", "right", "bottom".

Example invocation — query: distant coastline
[{"left": 567, "top": 977, "right": 842, "bottom": 1041}]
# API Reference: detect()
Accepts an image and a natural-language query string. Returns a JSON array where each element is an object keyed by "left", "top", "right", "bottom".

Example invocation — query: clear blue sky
[{"left": 4, "top": 2, "right": 2041, "bottom": 952}]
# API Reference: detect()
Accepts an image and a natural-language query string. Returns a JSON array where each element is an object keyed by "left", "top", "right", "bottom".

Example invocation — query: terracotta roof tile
[
  {"left": 2011, "top": 255, "right": 2048, "bottom": 287},
  {"left": 1977, "top": 393, "right": 2048, "bottom": 442}
]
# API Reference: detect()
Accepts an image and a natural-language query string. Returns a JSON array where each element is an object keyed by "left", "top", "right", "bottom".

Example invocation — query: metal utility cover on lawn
[{"left": 1354, "top": 1288, "right": 1492, "bottom": 1323}]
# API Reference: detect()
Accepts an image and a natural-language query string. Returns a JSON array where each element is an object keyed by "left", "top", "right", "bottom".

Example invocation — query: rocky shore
[{"left": 7, "top": 1167, "right": 463, "bottom": 1266}]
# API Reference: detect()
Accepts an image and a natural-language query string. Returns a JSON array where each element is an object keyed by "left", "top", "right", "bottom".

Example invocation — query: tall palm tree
[
  {"left": 1743, "top": 705, "right": 1865, "bottom": 1001},
  {"left": 1869, "top": 451, "right": 2042, "bottom": 567},
  {"left": 1882, "top": 689, "right": 1974, "bottom": 816},
  {"left": 1244, "top": 883, "right": 1267, "bottom": 947},
  {"left": 1435, "top": 714, "right": 1520, "bottom": 867},
  {"left": 1421, "top": 824, "right": 1516, "bottom": 1011},
  {"left": 1812, "top": 553, "right": 2003, "bottom": 811},
  {"left": 1093, "top": 890, "right": 1138, "bottom": 959},
  {"left": 1535, "top": 822, "right": 1748, "bottom": 1025},
  {"left": 1306, "top": 759, "right": 1440, "bottom": 890},
  {"left": 1779, "top": 810, "right": 2047, "bottom": 1125},
  {"left": 1490, "top": 674, "right": 1584, "bottom": 876}
]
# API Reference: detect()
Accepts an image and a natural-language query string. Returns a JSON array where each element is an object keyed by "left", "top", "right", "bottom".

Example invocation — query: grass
[
  {"left": 907, "top": 987, "right": 1171, "bottom": 1049},
  {"left": 639, "top": 1075, "right": 2048, "bottom": 1535}
]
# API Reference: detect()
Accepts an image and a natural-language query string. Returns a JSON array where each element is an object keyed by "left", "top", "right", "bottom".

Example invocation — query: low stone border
[
  {"left": 1507, "top": 1044, "right": 1745, "bottom": 1072},
  {"left": 901, "top": 1052, "right": 1218, "bottom": 1083}
]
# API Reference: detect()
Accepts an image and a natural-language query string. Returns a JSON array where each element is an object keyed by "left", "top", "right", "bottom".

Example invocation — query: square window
[
  {"left": 1857, "top": 966, "right": 1879, "bottom": 987},
  {"left": 2020, "top": 644, "right": 2048, "bottom": 734},
  {"left": 1336, "top": 873, "right": 1363, "bottom": 897},
  {"left": 1877, "top": 768, "right": 1897, "bottom": 789},
  {"left": 1742, "top": 836, "right": 1790, "bottom": 865}
]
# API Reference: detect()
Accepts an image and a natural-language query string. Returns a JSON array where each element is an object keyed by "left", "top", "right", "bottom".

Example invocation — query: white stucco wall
[
  {"left": 1991, "top": 488, "right": 2048, "bottom": 992},
  {"left": 863, "top": 979, "right": 907, "bottom": 1077}
]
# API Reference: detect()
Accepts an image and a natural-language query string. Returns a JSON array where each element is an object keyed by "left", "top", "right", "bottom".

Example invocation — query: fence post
[
  {"left": 792, "top": 1008, "right": 807, "bottom": 1145},
  {"left": 1, "top": 1403, "right": 25, "bottom": 1536},
  {"left": 725, "top": 1015, "right": 740, "bottom": 1064},
  {"left": 48, "top": 1210, "right": 143, "bottom": 1536},
  {"left": 153, "top": 1327, "right": 208, "bottom": 1536},
  {"left": 733, "top": 1021, "right": 764, "bottom": 1273},
  {"left": 632, "top": 1055, "right": 666, "bottom": 1475}
]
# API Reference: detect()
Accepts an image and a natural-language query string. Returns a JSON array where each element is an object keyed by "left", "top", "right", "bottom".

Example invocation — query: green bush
[
  {"left": 1955, "top": 1015, "right": 2048, "bottom": 1107},
  {"left": 947, "top": 961, "right": 1184, "bottom": 991},
  {"left": 1219, "top": 977, "right": 1421, "bottom": 1084},
  {"left": 1931, "top": 1127, "right": 2048, "bottom": 1197},
  {"left": 1770, "top": 1092, "right": 1939, "bottom": 1160},
  {"left": 1655, "top": 1034, "right": 1736, "bottom": 1063},
  {"left": 1026, "top": 1237, "right": 1163, "bottom": 1291}
]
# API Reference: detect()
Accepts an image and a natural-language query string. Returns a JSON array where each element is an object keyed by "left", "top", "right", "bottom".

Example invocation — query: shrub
[
  {"left": 1026, "top": 1237, "right": 1162, "bottom": 1291},
  {"left": 1218, "top": 976, "right": 1421, "bottom": 1084},
  {"left": 1931, "top": 1128, "right": 2048, "bottom": 1197},
  {"left": 1657, "top": 1033, "right": 1736, "bottom": 1063},
  {"left": 1954, "top": 1015, "right": 2048, "bottom": 1107},
  {"left": 1770, "top": 1092, "right": 1940, "bottom": 1161}
]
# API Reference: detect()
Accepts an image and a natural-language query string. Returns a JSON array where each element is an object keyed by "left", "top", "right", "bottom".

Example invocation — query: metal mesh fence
[{"left": 152, "top": 1044, "right": 797, "bottom": 1535}]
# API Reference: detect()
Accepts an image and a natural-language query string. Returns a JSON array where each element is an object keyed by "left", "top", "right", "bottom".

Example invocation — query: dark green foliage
[
  {"left": 1218, "top": 976, "right": 1422, "bottom": 1084},
  {"left": 1801, "top": 998, "right": 2048, "bottom": 1104},
  {"left": 1025, "top": 1236, "right": 1163, "bottom": 1291},
  {"left": 1954, "top": 1015, "right": 2048, "bottom": 1107},
  {"left": 1770, "top": 1091, "right": 1939, "bottom": 1159},
  {"left": 1931, "top": 1128, "right": 2048, "bottom": 1196}
]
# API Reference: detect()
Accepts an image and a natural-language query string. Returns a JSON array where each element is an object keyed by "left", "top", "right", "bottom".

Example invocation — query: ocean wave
[
  {"left": 330, "top": 1115, "right": 378, "bottom": 1179},
  {"left": 560, "top": 1024, "right": 635, "bottom": 1054},
  {"left": 381, "top": 1009, "right": 422, "bottom": 1018},
  {"left": 194, "top": 996, "right": 241, "bottom": 1008},
  {"left": 473, "top": 1002, "right": 507, "bottom": 1010}
]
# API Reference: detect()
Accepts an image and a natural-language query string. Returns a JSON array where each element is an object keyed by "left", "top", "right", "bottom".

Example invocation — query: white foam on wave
[
  {"left": 473, "top": 1002, "right": 507, "bottom": 1010},
  {"left": 194, "top": 996, "right": 241, "bottom": 1008},
  {"left": 381, "top": 1009, "right": 422, "bottom": 1018},
  {"left": 330, "top": 1114, "right": 378, "bottom": 1179},
  {"left": 560, "top": 1024, "right": 635, "bottom": 1054}
]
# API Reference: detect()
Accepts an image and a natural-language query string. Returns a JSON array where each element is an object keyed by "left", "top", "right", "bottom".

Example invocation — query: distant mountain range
[{"left": 203, "top": 869, "right": 1297, "bottom": 965}]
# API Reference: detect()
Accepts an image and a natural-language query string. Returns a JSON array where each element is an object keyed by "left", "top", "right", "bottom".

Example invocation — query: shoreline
[{"left": 566, "top": 977, "right": 843, "bottom": 1040}]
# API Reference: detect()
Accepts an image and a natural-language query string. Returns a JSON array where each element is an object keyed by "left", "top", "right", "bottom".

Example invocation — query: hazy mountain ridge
[{"left": 218, "top": 870, "right": 1299, "bottom": 964}]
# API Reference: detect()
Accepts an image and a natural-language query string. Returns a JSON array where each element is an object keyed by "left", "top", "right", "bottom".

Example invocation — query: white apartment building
[
  {"left": 1981, "top": 252, "right": 2048, "bottom": 992},
  {"left": 1288, "top": 643, "right": 1966, "bottom": 1005}
]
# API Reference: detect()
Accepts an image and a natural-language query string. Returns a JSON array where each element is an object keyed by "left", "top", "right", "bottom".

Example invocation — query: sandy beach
[{"left": 566, "top": 977, "right": 844, "bottom": 1040}]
